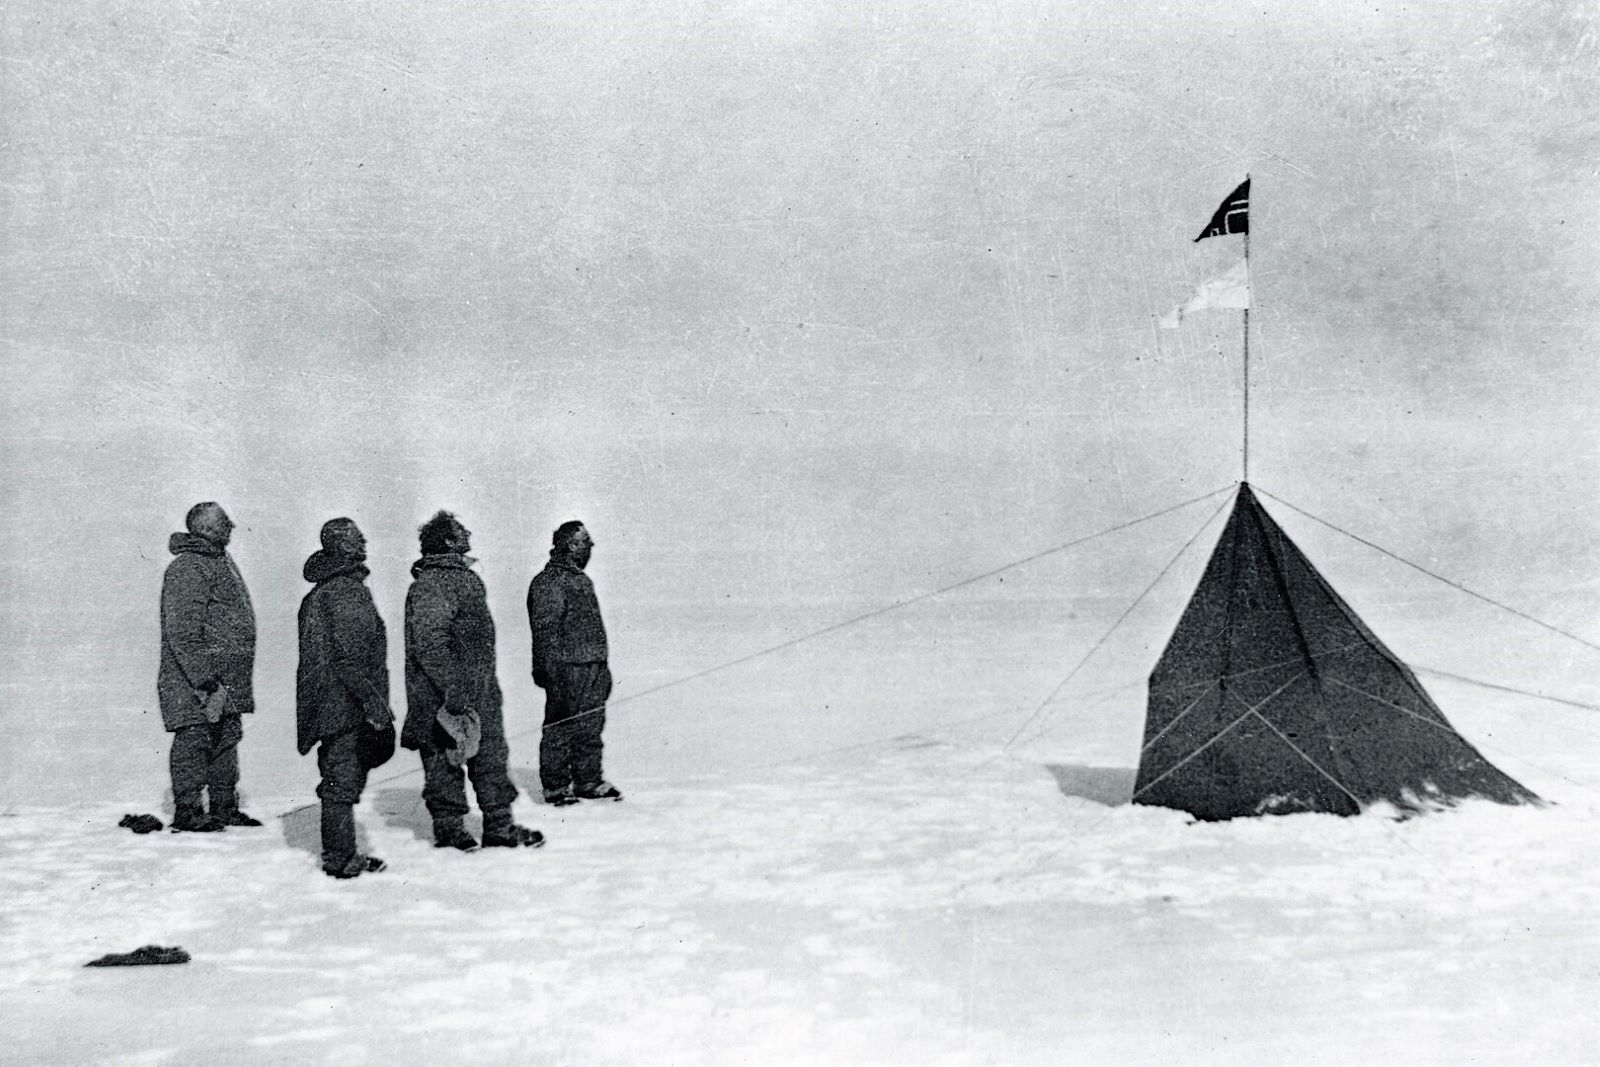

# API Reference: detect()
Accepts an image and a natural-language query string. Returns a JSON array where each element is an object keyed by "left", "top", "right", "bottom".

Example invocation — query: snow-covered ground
[
  {"left": 3, "top": 722, "right": 1596, "bottom": 1067},
  {"left": 4, "top": 567, "right": 1600, "bottom": 1066}
]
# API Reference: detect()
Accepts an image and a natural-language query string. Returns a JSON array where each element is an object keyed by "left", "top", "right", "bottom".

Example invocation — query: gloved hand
[
  {"left": 436, "top": 707, "right": 481, "bottom": 767},
  {"left": 195, "top": 682, "right": 229, "bottom": 722},
  {"left": 532, "top": 668, "right": 550, "bottom": 690}
]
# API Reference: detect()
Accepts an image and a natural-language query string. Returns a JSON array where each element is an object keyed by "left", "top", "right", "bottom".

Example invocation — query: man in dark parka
[
  {"left": 158, "top": 501, "right": 260, "bottom": 832},
  {"left": 400, "top": 510, "right": 544, "bottom": 851},
  {"left": 527, "top": 520, "right": 620, "bottom": 805},
  {"left": 297, "top": 518, "right": 393, "bottom": 879}
]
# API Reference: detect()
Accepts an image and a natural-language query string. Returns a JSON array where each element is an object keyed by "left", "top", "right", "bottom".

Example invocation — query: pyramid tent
[{"left": 1133, "top": 484, "right": 1538, "bottom": 820}]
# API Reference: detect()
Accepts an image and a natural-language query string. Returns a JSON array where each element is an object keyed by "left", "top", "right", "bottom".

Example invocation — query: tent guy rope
[
  {"left": 1002, "top": 493, "right": 1236, "bottom": 751},
  {"left": 1255, "top": 485, "right": 1600, "bottom": 655}
]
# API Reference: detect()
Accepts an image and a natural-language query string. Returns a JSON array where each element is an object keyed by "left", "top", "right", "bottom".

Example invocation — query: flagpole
[
  {"left": 1235, "top": 170, "right": 1248, "bottom": 483},
  {"left": 1180, "top": 174, "right": 1253, "bottom": 481}
]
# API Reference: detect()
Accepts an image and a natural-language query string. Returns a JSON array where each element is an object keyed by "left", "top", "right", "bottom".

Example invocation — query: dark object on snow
[
  {"left": 575, "top": 781, "right": 623, "bottom": 801},
  {"left": 1134, "top": 485, "right": 1540, "bottom": 821},
  {"left": 85, "top": 945, "right": 190, "bottom": 967},
  {"left": 118, "top": 814, "right": 164, "bottom": 834}
]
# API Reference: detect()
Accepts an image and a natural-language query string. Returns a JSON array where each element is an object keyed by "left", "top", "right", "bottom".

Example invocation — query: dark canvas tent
[{"left": 1134, "top": 484, "right": 1538, "bottom": 820}]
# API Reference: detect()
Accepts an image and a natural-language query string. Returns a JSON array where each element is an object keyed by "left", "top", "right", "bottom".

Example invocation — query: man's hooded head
[
  {"left": 320, "top": 517, "right": 367, "bottom": 560},
  {"left": 186, "top": 502, "right": 234, "bottom": 547}
]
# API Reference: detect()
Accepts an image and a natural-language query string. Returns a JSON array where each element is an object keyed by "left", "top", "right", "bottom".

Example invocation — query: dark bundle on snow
[
  {"left": 85, "top": 946, "right": 190, "bottom": 967},
  {"left": 117, "top": 814, "right": 164, "bottom": 834}
]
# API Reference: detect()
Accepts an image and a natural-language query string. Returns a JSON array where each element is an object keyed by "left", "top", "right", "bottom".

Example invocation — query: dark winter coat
[
  {"left": 526, "top": 557, "right": 609, "bottom": 680},
  {"left": 401, "top": 554, "right": 504, "bottom": 751},
  {"left": 296, "top": 551, "right": 390, "bottom": 756},
  {"left": 158, "top": 533, "right": 257, "bottom": 731}
]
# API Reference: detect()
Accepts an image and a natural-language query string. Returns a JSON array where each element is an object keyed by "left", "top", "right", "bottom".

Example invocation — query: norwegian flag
[{"left": 1194, "top": 178, "right": 1249, "bottom": 242}]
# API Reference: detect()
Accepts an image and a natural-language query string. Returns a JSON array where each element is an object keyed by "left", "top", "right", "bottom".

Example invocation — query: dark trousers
[
  {"left": 170, "top": 715, "right": 243, "bottom": 813},
  {"left": 539, "top": 662, "right": 612, "bottom": 793},
  {"left": 419, "top": 707, "right": 517, "bottom": 825},
  {"left": 317, "top": 729, "right": 370, "bottom": 806},
  {"left": 318, "top": 730, "right": 370, "bottom": 870}
]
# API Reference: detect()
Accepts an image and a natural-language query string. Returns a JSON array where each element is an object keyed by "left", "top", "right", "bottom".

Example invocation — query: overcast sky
[{"left": 3, "top": 0, "right": 1597, "bottom": 797}]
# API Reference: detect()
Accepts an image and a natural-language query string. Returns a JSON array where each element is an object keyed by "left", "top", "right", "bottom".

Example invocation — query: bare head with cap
[
  {"left": 320, "top": 517, "right": 367, "bottom": 559},
  {"left": 553, "top": 520, "right": 593, "bottom": 570},
  {"left": 186, "top": 502, "right": 234, "bottom": 547}
]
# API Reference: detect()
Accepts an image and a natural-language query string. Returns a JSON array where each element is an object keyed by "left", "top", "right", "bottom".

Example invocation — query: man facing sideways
[
  {"left": 157, "top": 501, "right": 260, "bottom": 832},
  {"left": 297, "top": 518, "right": 393, "bottom": 879},
  {"left": 527, "top": 521, "right": 621, "bottom": 806},
  {"left": 399, "top": 510, "right": 544, "bottom": 851}
]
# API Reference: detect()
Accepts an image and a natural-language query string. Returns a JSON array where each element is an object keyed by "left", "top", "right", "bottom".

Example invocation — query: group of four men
[{"left": 157, "top": 501, "right": 618, "bottom": 878}]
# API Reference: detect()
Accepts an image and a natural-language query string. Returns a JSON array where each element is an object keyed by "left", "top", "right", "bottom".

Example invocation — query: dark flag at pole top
[{"left": 1194, "top": 178, "right": 1249, "bottom": 242}]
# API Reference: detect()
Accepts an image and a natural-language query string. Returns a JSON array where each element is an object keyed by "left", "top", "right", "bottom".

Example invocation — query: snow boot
[
  {"left": 483, "top": 825, "right": 546, "bottom": 849},
  {"left": 482, "top": 809, "right": 545, "bottom": 849},
  {"left": 575, "top": 781, "right": 623, "bottom": 802},
  {"left": 432, "top": 820, "right": 479, "bottom": 851},
  {"left": 321, "top": 803, "right": 358, "bottom": 874},
  {"left": 171, "top": 800, "right": 225, "bottom": 833},
  {"left": 215, "top": 811, "right": 263, "bottom": 827},
  {"left": 326, "top": 854, "right": 388, "bottom": 880},
  {"left": 543, "top": 786, "right": 580, "bottom": 807},
  {"left": 210, "top": 790, "right": 262, "bottom": 827}
]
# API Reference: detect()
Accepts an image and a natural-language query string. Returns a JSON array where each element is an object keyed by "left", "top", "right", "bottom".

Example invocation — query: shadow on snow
[{"left": 1043, "top": 764, "right": 1135, "bottom": 807}]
